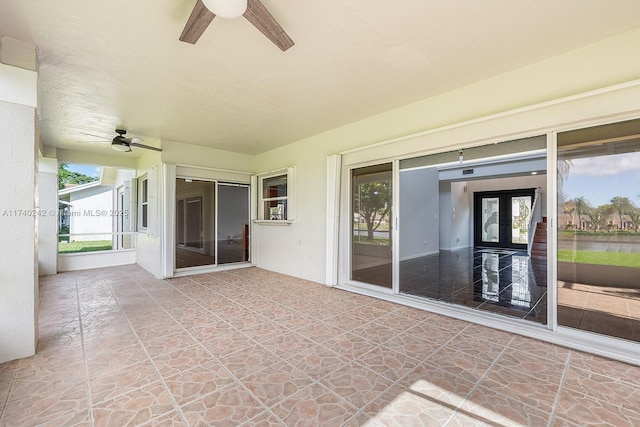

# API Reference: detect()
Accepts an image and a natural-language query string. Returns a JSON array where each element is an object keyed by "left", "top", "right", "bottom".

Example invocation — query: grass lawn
[
  {"left": 353, "top": 236, "right": 390, "bottom": 246},
  {"left": 59, "top": 240, "right": 113, "bottom": 254},
  {"left": 557, "top": 249, "right": 640, "bottom": 268}
]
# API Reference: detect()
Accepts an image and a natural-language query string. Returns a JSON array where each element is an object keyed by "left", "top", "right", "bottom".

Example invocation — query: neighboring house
[
  {"left": 58, "top": 181, "right": 111, "bottom": 241},
  {"left": 58, "top": 167, "right": 135, "bottom": 244}
]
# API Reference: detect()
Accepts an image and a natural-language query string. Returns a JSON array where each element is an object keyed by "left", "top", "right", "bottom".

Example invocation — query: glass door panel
[
  {"left": 175, "top": 178, "right": 216, "bottom": 269},
  {"left": 351, "top": 163, "right": 393, "bottom": 288},
  {"left": 481, "top": 197, "right": 500, "bottom": 244},
  {"left": 557, "top": 119, "right": 640, "bottom": 343},
  {"left": 218, "top": 184, "right": 250, "bottom": 264},
  {"left": 511, "top": 195, "right": 532, "bottom": 245}
]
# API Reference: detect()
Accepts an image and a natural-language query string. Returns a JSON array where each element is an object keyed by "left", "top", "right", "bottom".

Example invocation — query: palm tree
[
  {"left": 627, "top": 206, "right": 640, "bottom": 231},
  {"left": 610, "top": 196, "right": 632, "bottom": 230},
  {"left": 573, "top": 197, "right": 591, "bottom": 230},
  {"left": 586, "top": 206, "right": 605, "bottom": 231}
]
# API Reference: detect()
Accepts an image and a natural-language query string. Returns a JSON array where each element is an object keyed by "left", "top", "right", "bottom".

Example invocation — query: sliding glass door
[
  {"left": 556, "top": 118, "right": 640, "bottom": 343},
  {"left": 175, "top": 178, "right": 250, "bottom": 270},
  {"left": 351, "top": 163, "right": 393, "bottom": 288}
]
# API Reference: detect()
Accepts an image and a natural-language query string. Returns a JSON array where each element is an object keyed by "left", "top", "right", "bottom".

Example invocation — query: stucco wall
[{"left": 0, "top": 99, "right": 38, "bottom": 363}]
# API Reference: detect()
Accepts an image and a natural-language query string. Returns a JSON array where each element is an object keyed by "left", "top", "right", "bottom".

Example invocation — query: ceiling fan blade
[
  {"left": 80, "top": 132, "right": 111, "bottom": 139},
  {"left": 130, "top": 142, "right": 163, "bottom": 152},
  {"left": 129, "top": 137, "right": 144, "bottom": 143},
  {"left": 180, "top": 0, "right": 216, "bottom": 44},
  {"left": 244, "top": 0, "right": 294, "bottom": 51}
]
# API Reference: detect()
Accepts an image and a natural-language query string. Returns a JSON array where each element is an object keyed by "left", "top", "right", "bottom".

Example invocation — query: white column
[
  {"left": 38, "top": 157, "right": 59, "bottom": 276},
  {"left": 0, "top": 55, "right": 39, "bottom": 363}
]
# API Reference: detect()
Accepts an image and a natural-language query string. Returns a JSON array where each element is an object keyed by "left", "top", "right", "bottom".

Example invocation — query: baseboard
[{"left": 399, "top": 250, "right": 439, "bottom": 261}]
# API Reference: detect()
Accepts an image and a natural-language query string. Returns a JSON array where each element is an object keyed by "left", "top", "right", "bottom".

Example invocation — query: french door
[{"left": 474, "top": 189, "right": 534, "bottom": 250}]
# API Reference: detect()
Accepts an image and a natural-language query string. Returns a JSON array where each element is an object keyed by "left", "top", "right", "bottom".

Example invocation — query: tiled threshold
[{"left": 1, "top": 265, "right": 639, "bottom": 426}]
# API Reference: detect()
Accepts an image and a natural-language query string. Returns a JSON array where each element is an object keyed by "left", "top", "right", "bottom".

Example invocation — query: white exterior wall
[
  {"left": 69, "top": 186, "right": 114, "bottom": 241},
  {"left": 38, "top": 157, "right": 58, "bottom": 275},
  {"left": 0, "top": 64, "right": 38, "bottom": 362}
]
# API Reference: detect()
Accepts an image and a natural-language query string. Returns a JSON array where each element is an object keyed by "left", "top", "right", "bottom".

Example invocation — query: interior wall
[{"left": 399, "top": 168, "right": 439, "bottom": 260}]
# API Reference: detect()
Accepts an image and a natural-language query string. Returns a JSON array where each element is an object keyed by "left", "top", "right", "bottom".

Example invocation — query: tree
[
  {"left": 610, "top": 196, "right": 632, "bottom": 230},
  {"left": 627, "top": 206, "right": 640, "bottom": 231},
  {"left": 356, "top": 181, "right": 391, "bottom": 241},
  {"left": 573, "top": 197, "right": 591, "bottom": 230},
  {"left": 587, "top": 205, "right": 609, "bottom": 231},
  {"left": 58, "top": 163, "right": 98, "bottom": 190}
]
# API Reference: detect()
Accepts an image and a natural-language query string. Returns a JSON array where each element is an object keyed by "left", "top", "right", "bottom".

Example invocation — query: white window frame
[
  {"left": 256, "top": 167, "right": 296, "bottom": 223},
  {"left": 138, "top": 175, "right": 149, "bottom": 232}
]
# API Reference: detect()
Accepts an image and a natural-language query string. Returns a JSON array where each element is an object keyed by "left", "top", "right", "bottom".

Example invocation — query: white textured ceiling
[{"left": 1, "top": 0, "right": 640, "bottom": 155}]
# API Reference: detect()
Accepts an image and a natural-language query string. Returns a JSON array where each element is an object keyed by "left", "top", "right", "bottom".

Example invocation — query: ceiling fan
[
  {"left": 80, "top": 129, "right": 162, "bottom": 153},
  {"left": 180, "top": 0, "right": 294, "bottom": 51}
]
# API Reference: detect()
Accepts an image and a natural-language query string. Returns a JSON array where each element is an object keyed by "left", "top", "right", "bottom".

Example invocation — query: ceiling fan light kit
[
  {"left": 107, "top": 129, "right": 162, "bottom": 153},
  {"left": 111, "top": 138, "right": 132, "bottom": 152},
  {"left": 202, "top": 0, "right": 247, "bottom": 19},
  {"left": 180, "top": 0, "right": 294, "bottom": 51}
]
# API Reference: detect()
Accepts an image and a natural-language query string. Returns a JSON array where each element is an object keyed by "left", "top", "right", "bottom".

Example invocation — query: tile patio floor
[{"left": 1, "top": 265, "right": 639, "bottom": 426}]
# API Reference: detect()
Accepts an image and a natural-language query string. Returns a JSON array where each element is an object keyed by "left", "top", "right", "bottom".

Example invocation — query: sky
[
  {"left": 562, "top": 152, "right": 640, "bottom": 207},
  {"left": 67, "top": 164, "right": 100, "bottom": 178}
]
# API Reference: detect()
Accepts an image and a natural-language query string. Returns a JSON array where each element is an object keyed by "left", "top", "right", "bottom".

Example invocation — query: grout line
[
  {"left": 74, "top": 272, "right": 96, "bottom": 427},
  {"left": 0, "top": 360, "right": 19, "bottom": 424},
  {"left": 134, "top": 274, "right": 287, "bottom": 423},
  {"left": 546, "top": 349, "right": 572, "bottom": 427},
  {"left": 443, "top": 335, "right": 516, "bottom": 426},
  {"left": 101, "top": 273, "right": 192, "bottom": 426}
]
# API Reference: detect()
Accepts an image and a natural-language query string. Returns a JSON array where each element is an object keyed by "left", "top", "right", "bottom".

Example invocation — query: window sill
[{"left": 253, "top": 220, "right": 294, "bottom": 226}]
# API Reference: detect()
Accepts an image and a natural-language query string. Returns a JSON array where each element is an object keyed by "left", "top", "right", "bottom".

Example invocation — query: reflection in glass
[
  {"left": 262, "top": 174, "right": 287, "bottom": 220},
  {"left": 175, "top": 179, "right": 216, "bottom": 269},
  {"left": 351, "top": 164, "right": 393, "bottom": 288},
  {"left": 218, "top": 184, "right": 250, "bottom": 264},
  {"left": 557, "top": 119, "right": 640, "bottom": 343}
]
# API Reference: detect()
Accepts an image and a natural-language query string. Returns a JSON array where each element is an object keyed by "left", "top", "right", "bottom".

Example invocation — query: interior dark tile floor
[{"left": 399, "top": 248, "right": 548, "bottom": 324}]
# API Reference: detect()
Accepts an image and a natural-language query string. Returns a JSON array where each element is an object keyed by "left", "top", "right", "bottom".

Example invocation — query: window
[
  {"left": 258, "top": 167, "right": 295, "bottom": 221},
  {"left": 138, "top": 176, "right": 148, "bottom": 231}
]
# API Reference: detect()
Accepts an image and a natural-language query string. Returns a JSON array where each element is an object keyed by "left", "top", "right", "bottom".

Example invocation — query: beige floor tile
[
  {"left": 216, "top": 343, "right": 280, "bottom": 380},
  {"left": 460, "top": 385, "right": 551, "bottom": 426},
  {"left": 1, "top": 381, "right": 88, "bottom": 426},
  {"left": 181, "top": 383, "right": 264, "bottom": 426},
  {"left": 92, "top": 381, "right": 176, "bottom": 426},
  {"left": 89, "top": 360, "right": 161, "bottom": 404},
  {"left": 272, "top": 383, "right": 358, "bottom": 427},
  {"left": 242, "top": 364, "right": 315, "bottom": 407},
  {"left": 319, "top": 361, "right": 394, "bottom": 409},
  {"left": 2, "top": 265, "right": 638, "bottom": 427},
  {"left": 163, "top": 358, "right": 235, "bottom": 405}
]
